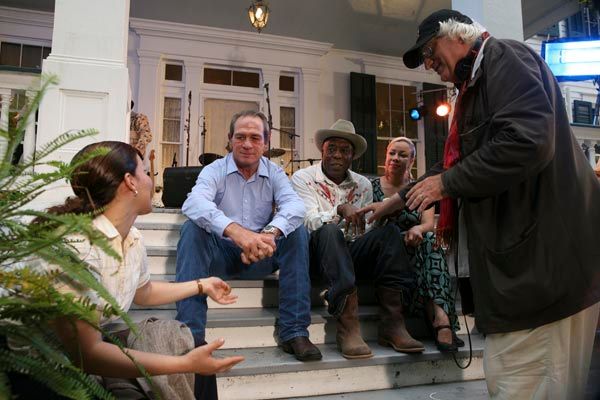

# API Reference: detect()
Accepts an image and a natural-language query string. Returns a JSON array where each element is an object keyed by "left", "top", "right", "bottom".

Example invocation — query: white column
[
  {"left": 137, "top": 51, "right": 162, "bottom": 181},
  {"left": 37, "top": 0, "right": 131, "bottom": 165},
  {"left": 300, "top": 67, "right": 321, "bottom": 162},
  {"left": 0, "top": 89, "right": 11, "bottom": 159},
  {"left": 22, "top": 90, "right": 37, "bottom": 162},
  {"left": 452, "top": 0, "right": 524, "bottom": 40},
  {"left": 183, "top": 62, "right": 203, "bottom": 166},
  {"left": 0, "top": 88, "right": 10, "bottom": 129}
]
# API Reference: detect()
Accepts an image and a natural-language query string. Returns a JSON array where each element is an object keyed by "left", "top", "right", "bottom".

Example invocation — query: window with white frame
[
  {"left": 376, "top": 82, "right": 419, "bottom": 176},
  {"left": 277, "top": 73, "right": 298, "bottom": 174},
  {"left": 159, "top": 61, "right": 185, "bottom": 172}
]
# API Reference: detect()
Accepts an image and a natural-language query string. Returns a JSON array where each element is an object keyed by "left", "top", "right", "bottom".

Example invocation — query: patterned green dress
[{"left": 371, "top": 177, "right": 459, "bottom": 331}]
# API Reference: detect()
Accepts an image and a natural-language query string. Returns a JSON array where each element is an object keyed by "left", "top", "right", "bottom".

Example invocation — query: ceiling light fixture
[{"left": 248, "top": 0, "right": 270, "bottom": 33}]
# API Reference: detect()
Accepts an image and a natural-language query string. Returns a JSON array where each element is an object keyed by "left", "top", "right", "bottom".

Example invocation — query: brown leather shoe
[
  {"left": 280, "top": 336, "right": 322, "bottom": 361},
  {"left": 377, "top": 286, "right": 425, "bottom": 353},
  {"left": 336, "top": 289, "right": 373, "bottom": 359}
]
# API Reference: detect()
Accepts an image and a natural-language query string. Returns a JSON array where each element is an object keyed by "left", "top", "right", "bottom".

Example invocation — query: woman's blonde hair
[{"left": 387, "top": 136, "right": 416, "bottom": 158}]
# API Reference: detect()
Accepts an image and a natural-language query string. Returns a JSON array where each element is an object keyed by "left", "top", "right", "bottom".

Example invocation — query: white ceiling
[{"left": 0, "top": 0, "right": 582, "bottom": 57}]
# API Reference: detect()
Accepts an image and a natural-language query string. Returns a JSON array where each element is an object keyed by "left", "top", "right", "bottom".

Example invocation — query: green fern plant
[{"left": 0, "top": 75, "right": 151, "bottom": 399}]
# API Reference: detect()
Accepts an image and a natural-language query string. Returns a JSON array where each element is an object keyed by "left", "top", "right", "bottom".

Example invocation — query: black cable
[{"left": 451, "top": 201, "right": 473, "bottom": 370}]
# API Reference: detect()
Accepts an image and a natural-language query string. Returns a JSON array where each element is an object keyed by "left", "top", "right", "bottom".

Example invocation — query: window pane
[
  {"left": 405, "top": 86, "right": 418, "bottom": 110},
  {"left": 42, "top": 47, "right": 51, "bottom": 59},
  {"left": 376, "top": 139, "right": 388, "bottom": 175},
  {"left": 279, "top": 75, "right": 294, "bottom": 91},
  {"left": 164, "top": 97, "right": 181, "bottom": 119},
  {"left": 163, "top": 120, "right": 181, "bottom": 142},
  {"left": 390, "top": 110, "right": 405, "bottom": 137},
  {"left": 165, "top": 64, "right": 183, "bottom": 81},
  {"left": 405, "top": 116, "right": 418, "bottom": 139},
  {"left": 232, "top": 71, "right": 260, "bottom": 88},
  {"left": 280, "top": 107, "right": 295, "bottom": 148},
  {"left": 162, "top": 143, "right": 180, "bottom": 170},
  {"left": 376, "top": 82, "right": 389, "bottom": 110},
  {"left": 0, "top": 42, "right": 21, "bottom": 67},
  {"left": 390, "top": 84, "right": 404, "bottom": 110},
  {"left": 204, "top": 68, "right": 232, "bottom": 85},
  {"left": 21, "top": 45, "right": 42, "bottom": 69}
]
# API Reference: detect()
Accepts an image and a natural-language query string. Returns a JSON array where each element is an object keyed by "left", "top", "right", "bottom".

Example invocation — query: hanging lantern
[{"left": 248, "top": 1, "right": 270, "bottom": 33}]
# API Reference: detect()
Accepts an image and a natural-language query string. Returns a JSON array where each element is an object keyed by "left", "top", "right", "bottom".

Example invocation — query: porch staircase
[{"left": 132, "top": 208, "right": 485, "bottom": 399}]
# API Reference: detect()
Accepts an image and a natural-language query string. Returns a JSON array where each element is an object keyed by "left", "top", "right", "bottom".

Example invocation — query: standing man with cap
[
  {"left": 292, "top": 119, "right": 422, "bottom": 360},
  {"left": 362, "top": 9, "right": 600, "bottom": 399}
]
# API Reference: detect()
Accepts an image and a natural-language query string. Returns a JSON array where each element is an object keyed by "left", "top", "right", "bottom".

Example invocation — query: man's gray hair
[{"left": 437, "top": 19, "right": 487, "bottom": 45}]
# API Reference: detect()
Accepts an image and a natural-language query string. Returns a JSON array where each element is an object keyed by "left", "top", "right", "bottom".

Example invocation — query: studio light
[
  {"left": 248, "top": 0, "right": 270, "bottom": 33},
  {"left": 436, "top": 103, "right": 451, "bottom": 117},
  {"left": 409, "top": 105, "right": 427, "bottom": 121}
]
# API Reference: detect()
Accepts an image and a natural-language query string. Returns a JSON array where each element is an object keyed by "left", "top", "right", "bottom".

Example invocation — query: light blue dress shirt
[{"left": 182, "top": 153, "right": 305, "bottom": 237}]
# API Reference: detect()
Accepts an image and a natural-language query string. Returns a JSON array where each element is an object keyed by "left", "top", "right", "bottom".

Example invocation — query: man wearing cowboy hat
[{"left": 291, "top": 119, "right": 422, "bottom": 359}]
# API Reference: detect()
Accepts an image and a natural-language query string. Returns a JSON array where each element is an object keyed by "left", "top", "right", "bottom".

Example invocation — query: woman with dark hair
[
  {"left": 370, "top": 137, "right": 462, "bottom": 352},
  {"left": 47, "top": 141, "right": 243, "bottom": 398}
]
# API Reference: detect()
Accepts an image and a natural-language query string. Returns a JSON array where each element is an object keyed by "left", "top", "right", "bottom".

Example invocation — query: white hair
[{"left": 437, "top": 19, "right": 487, "bottom": 45}]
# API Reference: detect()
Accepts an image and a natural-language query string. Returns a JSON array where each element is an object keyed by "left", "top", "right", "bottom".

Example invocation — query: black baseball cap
[{"left": 403, "top": 9, "right": 473, "bottom": 69}]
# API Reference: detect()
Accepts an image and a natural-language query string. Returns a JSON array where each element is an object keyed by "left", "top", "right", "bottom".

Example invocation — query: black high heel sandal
[
  {"left": 433, "top": 325, "right": 458, "bottom": 352},
  {"left": 453, "top": 331, "right": 465, "bottom": 348}
]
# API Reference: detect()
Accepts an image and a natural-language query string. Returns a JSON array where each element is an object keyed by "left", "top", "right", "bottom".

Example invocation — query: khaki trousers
[{"left": 484, "top": 302, "right": 599, "bottom": 400}]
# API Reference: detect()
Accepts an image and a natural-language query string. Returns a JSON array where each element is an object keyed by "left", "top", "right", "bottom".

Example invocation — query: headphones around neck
[{"left": 454, "top": 35, "right": 485, "bottom": 83}]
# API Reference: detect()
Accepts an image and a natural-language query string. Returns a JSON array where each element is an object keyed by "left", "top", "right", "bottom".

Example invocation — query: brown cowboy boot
[
  {"left": 336, "top": 288, "right": 373, "bottom": 359},
  {"left": 377, "top": 286, "right": 425, "bottom": 353}
]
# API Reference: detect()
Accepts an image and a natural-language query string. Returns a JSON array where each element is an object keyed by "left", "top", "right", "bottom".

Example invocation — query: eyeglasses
[
  {"left": 325, "top": 145, "right": 353, "bottom": 157},
  {"left": 420, "top": 38, "right": 437, "bottom": 60}
]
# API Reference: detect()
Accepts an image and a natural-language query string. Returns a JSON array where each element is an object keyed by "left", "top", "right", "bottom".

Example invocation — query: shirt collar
[
  {"left": 93, "top": 214, "right": 140, "bottom": 246},
  {"left": 93, "top": 214, "right": 120, "bottom": 239},
  {"left": 225, "top": 153, "right": 269, "bottom": 179},
  {"left": 470, "top": 36, "right": 491, "bottom": 81}
]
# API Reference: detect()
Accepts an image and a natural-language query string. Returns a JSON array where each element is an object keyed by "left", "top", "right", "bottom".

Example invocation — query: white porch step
[
  {"left": 134, "top": 274, "right": 381, "bottom": 309},
  {"left": 292, "top": 379, "right": 489, "bottom": 399},
  {"left": 215, "top": 337, "right": 485, "bottom": 400},
  {"left": 127, "top": 305, "right": 478, "bottom": 349},
  {"left": 132, "top": 210, "right": 485, "bottom": 398}
]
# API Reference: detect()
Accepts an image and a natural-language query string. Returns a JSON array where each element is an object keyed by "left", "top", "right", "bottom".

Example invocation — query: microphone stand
[
  {"left": 264, "top": 83, "right": 273, "bottom": 160},
  {"left": 200, "top": 115, "right": 207, "bottom": 159},
  {"left": 184, "top": 90, "right": 191, "bottom": 166}
]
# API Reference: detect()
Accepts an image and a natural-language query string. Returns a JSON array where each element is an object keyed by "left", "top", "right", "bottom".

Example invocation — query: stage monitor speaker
[{"left": 162, "top": 166, "right": 203, "bottom": 208}]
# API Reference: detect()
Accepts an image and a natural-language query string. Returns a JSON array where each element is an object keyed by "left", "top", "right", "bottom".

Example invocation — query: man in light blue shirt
[{"left": 175, "top": 110, "right": 320, "bottom": 362}]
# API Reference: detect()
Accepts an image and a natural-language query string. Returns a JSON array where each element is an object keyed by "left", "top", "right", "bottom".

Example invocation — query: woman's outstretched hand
[
  {"left": 185, "top": 338, "right": 245, "bottom": 375},
  {"left": 202, "top": 277, "right": 238, "bottom": 305}
]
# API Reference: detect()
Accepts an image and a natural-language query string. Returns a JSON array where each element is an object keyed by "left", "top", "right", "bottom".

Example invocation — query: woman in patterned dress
[{"left": 370, "top": 137, "right": 462, "bottom": 351}]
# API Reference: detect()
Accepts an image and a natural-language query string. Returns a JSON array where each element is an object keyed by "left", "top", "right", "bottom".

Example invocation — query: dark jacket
[{"left": 417, "top": 37, "right": 600, "bottom": 334}]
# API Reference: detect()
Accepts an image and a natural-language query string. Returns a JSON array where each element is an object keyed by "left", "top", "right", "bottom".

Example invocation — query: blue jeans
[{"left": 175, "top": 220, "right": 312, "bottom": 344}]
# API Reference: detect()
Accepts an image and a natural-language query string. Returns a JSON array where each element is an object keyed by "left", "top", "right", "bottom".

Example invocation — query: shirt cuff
[
  {"left": 269, "top": 217, "right": 291, "bottom": 237},
  {"left": 211, "top": 215, "right": 235, "bottom": 238}
]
